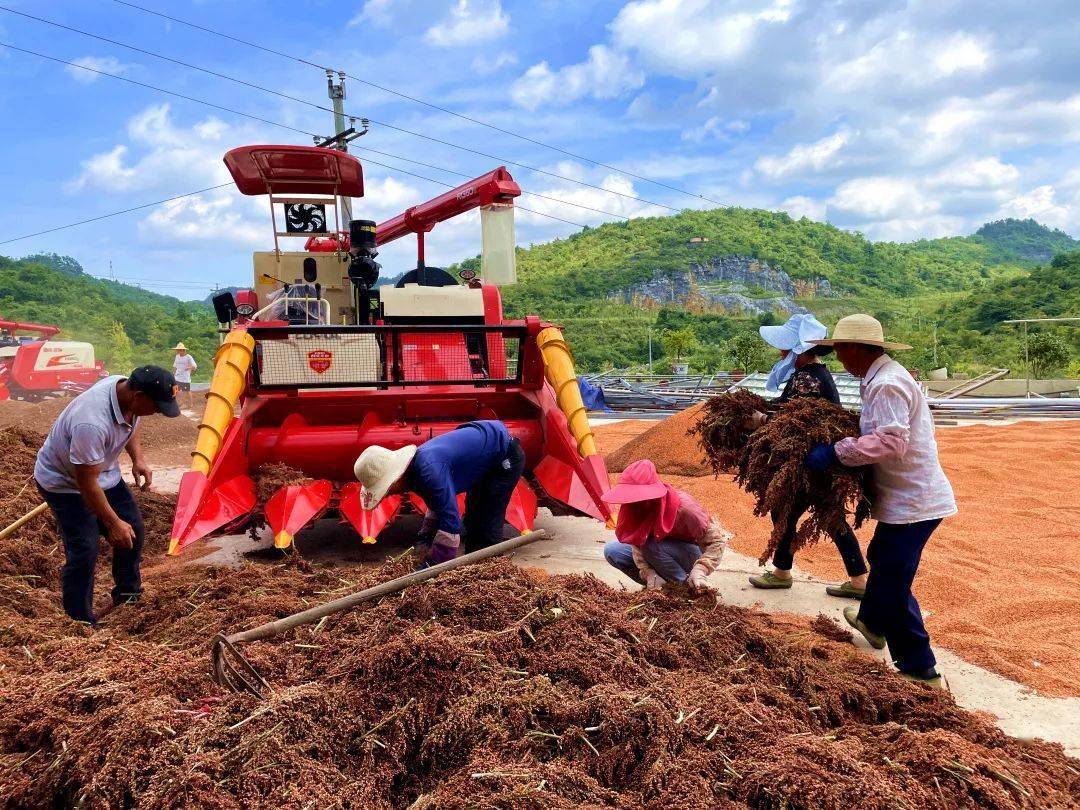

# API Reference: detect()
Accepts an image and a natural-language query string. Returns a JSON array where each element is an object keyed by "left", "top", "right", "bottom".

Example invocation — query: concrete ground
[{"left": 180, "top": 498, "right": 1079, "bottom": 759}]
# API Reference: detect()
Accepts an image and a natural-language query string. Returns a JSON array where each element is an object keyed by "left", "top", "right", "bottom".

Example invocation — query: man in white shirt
[
  {"left": 807, "top": 314, "right": 956, "bottom": 687},
  {"left": 172, "top": 343, "right": 198, "bottom": 410}
]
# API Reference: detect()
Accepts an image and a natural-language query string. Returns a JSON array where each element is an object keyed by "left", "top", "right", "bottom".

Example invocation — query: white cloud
[
  {"left": 996, "top": 185, "right": 1072, "bottom": 230},
  {"left": 518, "top": 171, "right": 668, "bottom": 226},
  {"left": 472, "top": 51, "right": 517, "bottom": 75},
  {"left": 425, "top": 0, "right": 509, "bottom": 47},
  {"left": 755, "top": 132, "right": 849, "bottom": 180},
  {"left": 511, "top": 45, "right": 644, "bottom": 109},
  {"left": 611, "top": 0, "right": 793, "bottom": 76},
  {"left": 928, "top": 157, "right": 1019, "bottom": 189},
  {"left": 68, "top": 104, "right": 234, "bottom": 194},
  {"left": 682, "top": 117, "right": 749, "bottom": 142},
  {"left": 139, "top": 193, "right": 265, "bottom": 247},
  {"left": 826, "top": 31, "right": 991, "bottom": 93},
  {"left": 780, "top": 195, "right": 827, "bottom": 222},
  {"left": 349, "top": 0, "right": 396, "bottom": 27},
  {"left": 831, "top": 176, "right": 938, "bottom": 219},
  {"left": 859, "top": 215, "right": 967, "bottom": 242},
  {"left": 64, "top": 56, "right": 131, "bottom": 84}
]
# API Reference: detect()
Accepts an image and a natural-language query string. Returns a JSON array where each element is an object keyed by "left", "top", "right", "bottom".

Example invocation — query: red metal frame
[
  {"left": 0, "top": 319, "right": 107, "bottom": 401},
  {"left": 169, "top": 151, "right": 608, "bottom": 554}
]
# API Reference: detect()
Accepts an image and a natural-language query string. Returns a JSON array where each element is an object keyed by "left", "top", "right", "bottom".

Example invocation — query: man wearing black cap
[{"left": 34, "top": 366, "right": 181, "bottom": 624}]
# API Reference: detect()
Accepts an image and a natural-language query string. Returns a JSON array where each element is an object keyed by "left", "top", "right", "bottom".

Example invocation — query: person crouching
[{"left": 602, "top": 460, "right": 728, "bottom": 592}]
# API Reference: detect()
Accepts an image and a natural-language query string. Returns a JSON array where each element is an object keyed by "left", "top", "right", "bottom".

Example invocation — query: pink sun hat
[{"left": 602, "top": 459, "right": 670, "bottom": 504}]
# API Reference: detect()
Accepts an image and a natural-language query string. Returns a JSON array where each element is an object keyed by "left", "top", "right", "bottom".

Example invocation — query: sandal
[
  {"left": 749, "top": 571, "right": 793, "bottom": 590},
  {"left": 843, "top": 606, "right": 885, "bottom": 649},
  {"left": 826, "top": 581, "right": 865, "bottom": 600}
]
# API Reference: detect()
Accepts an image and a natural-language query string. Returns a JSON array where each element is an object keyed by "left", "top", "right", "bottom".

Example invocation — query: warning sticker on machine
[{"left": 307, "top": 349, "right": 333, "bottom": 374}]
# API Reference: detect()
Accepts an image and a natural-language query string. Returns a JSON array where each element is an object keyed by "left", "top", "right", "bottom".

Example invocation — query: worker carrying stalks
[
  {"left": 602, "top": 460, "right": 728, "bottom": 593},
  {"left": 805, "top": 314, "right": 957, "bottom": 687},
  {"left": 33, "top": 367, "right": 181, "bottom": 625},
  {"left": 745, "top": 313, "right": 869, "bottom": 598},
  {"left": 354, "top": 420, "right": 526, "bottom": 565}
]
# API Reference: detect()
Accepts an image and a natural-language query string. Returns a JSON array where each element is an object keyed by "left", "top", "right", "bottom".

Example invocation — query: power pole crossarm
[{"left": 327, "top": 69, "right": 353, "bottom": 223}]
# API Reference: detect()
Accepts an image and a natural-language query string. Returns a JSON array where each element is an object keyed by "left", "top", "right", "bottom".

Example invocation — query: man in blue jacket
[{"left": 354, "top": 420, "right": 526, "bottom": 564}]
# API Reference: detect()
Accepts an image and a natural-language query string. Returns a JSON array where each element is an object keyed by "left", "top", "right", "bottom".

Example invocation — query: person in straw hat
[
  {"left": 353, "top": 420, "right": 525, "bottom": 565},
  {"left": 806, "top": 314, "right": 956, "bottom": 687},
  {"left": 744, "top": 313, "right": 869, "bottom": 598},
  {"left": 601, "top": 459, "right": 729, "bottom": 593},
  {"left": 171, "top": 343, "right": 197, "bottom": 410}
]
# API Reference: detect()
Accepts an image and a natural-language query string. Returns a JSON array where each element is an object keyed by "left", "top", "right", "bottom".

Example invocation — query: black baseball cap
[{"left": 129, "top": 365, "right": 181, "bottom": 417}]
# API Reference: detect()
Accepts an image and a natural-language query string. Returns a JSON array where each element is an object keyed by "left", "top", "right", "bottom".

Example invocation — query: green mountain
[
  {"left": 910, "top": 218, "right": 1080, "bottom": 268},
  {"left": 0, "top": 255, "right": 218, "bottom": 380}
]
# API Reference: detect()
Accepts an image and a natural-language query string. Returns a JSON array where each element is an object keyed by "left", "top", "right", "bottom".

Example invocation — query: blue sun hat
[{"left": 759, "top": 314, "right": 829, "bottom": 392}]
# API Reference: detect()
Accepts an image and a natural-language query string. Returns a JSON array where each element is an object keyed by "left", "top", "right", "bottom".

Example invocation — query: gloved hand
[
  {"left": 688, "top": 564, "right": 712, "bottom": 593},
  {"left": 645, "top": 573, "right": 665, "bottom": 590},
  {"left": 426, "top": 530, "right": 461, "bottom": 566},
  {"left": 418, "top": 510, "right": 438, "bottom": 544},
  {"left": 806, "top": 443, "right": 838, "bottom": 471},
  {"left": 743, "top": 411, "right": 767, "bottom": 431}
]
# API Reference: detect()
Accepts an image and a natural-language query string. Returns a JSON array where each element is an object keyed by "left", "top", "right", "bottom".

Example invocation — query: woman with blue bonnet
[{"left": 744, "top": 313, "right": 869, "bottom": 598}]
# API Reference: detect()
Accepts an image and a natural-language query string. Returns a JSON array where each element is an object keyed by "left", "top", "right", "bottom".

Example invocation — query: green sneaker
[
  {"left": 826, "top": 581, "right": 865, "bottom": 600},
  {"left": 749, "top": 571, "right": 793, "bottom": 590},
  {"left": 843, "top": 606, "right": 885, "bottom": 650},
  {"left": 900, "top": 672, "right": 946, "bottom": 690}
]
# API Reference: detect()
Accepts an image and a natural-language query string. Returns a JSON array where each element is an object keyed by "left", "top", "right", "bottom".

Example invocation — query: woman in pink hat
[{"left": 602, "top": 460, "right": 728, "bottom": 591}]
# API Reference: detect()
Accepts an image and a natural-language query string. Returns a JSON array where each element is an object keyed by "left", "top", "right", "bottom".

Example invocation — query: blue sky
[{"left": 2, "top": 0, "right": 1079, "bottom": 299}]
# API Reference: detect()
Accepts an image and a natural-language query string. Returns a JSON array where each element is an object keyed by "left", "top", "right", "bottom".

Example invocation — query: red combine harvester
[
  {"left": 168, "top": 144, "right": 611, "bottom": 555},
  {"left": 0, "top": 320, "right": 108, "bottom": 401}
]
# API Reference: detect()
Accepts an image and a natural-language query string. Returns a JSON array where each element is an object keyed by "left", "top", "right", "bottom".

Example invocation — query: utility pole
[
  {"left": 326, "top": 69, "right": 353, "bottom": 223},
  {"left": 647, "top": 327, "right": 653, "bottom": 372},
  {"left": 932, "top": 323, "right": 938, "bottom": 367}
]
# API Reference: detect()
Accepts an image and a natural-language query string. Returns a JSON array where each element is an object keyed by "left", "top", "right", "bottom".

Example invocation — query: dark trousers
[
  {"left": 858, "top": 518, "right": 942, "bottom": 675},
  {"left": 463, "top": 439, "right": 526, "bottom": 549},
  {"left": 771, "top": 501, "right": 867, "bottom": 577},
  {"left": 37, "top": 481, "right": 144, "bottom": 625}
]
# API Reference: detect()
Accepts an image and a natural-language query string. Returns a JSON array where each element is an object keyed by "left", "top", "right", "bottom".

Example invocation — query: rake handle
[
  {"left": 0, "top": 502, "right": 49, "bottom": 541},
  {"left": 222, "top": 530, "right": 547, "bottom": 646}
]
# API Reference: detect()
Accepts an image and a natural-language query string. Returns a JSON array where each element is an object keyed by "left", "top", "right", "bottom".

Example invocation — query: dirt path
[{"left": 595, "top": 417, "right": 1080, "bottom": 697}]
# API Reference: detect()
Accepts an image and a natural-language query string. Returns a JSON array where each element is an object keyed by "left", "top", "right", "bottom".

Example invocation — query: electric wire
[
  {"left": 0, "top": 42, "right": 319, "bottom": 139},
  {"left": 0, "top": 10, "right": 679, "bottom": 213},
  {"left": 0, "top": 183, "right": 233, "bottom": 245},
  {"left": 109, "top": 0, "right": 725, "bottom": 206}
]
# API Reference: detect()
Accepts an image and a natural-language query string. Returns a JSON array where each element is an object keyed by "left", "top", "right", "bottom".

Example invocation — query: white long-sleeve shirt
[{"left": 835, "top": 354, "right": 957, "bottom": 524}]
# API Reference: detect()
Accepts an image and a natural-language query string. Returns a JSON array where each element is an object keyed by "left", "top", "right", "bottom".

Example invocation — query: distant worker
[
  {"left": 806, "top": 314, "right": 956, "bottom": 687},
  {"left": 744, "top": 313, "right": 869, "bottom": 599},
  {"left": 602, "top": 460, "right": 728, "bottom": 593},
  {"left": 354, "top": 420, "right": 526, "bottom": 565},
  {"left": 172, "top": 343, "right": 197, "bottom": 410},
  {"left": 34, "top": 367, "right": 181, "bottom": 625}
]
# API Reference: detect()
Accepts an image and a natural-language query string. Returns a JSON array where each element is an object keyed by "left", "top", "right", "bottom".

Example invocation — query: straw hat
[
  {"left": 173, "top": 342, "right": 188, "bottom": 352},
  {"left": 811, "top": 314, "right": 912, "bottom": 351},
  {"left": 354, "top": 445, "right": 417, "bottom": 509}
]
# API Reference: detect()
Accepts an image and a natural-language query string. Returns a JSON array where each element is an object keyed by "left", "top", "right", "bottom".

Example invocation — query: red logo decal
[
  {"left": 45, "top": 354, "right": 78, "bottom": 367},
  {"left": 307, "top": 349, "right": 333, "bottom": 374}
]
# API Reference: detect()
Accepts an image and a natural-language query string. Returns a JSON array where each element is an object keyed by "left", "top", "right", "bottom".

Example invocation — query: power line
[
  {"left": 0, "top": 10, "right": 681, "bottom": 214},
  {"left": 0, "top": 42, "right": 318, "bottom": 139},
  {"left": 0, "top": 183, "right": 233, "bottom": 245},
  {"left": 0, "top": 8, "right": 635, "bottom": 223},
  {"left": 110, "top": 0, "right": 724, "bottom": 206}
]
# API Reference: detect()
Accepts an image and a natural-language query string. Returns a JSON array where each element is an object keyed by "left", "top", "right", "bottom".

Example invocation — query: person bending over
[{"left": 354, "top": 419, "right": 525, "bottom": 565}]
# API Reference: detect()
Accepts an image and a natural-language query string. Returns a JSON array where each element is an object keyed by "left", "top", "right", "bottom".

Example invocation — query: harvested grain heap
[
  {"left": 605, "top": 402, "right": 713, "bottom": 476},
  {"left": 1, "top": 528, "right": 1077, "bottom": 801},
  {"left": 689, "top": 389, "right": 770, "bottom": 475}
]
